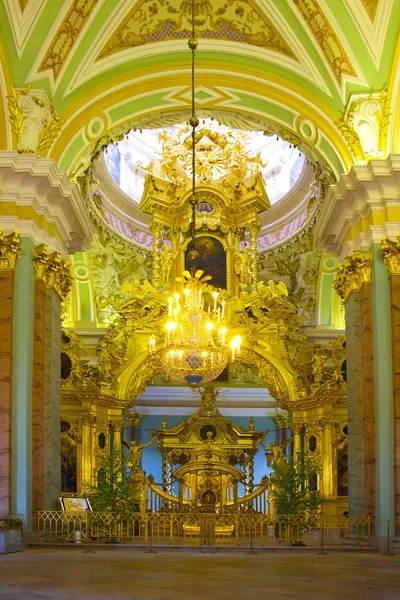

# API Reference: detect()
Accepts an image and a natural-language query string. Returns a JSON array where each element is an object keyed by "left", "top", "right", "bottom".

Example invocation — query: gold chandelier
[
  {"left": 148, "top": 0, "right": 242, "bottom": 385},
  {"left": 149, "top": 271, "right": 241, "bottom": 384}
]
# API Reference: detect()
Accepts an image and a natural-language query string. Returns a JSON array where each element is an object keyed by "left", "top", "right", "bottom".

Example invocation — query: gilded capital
[
  {"left": 333, "top": 250, "right": 372, "bottom": 301},
  {"left": 381, "top": 237, "right": 400, "bottom": 275},
  {"left": 275, "top": 413, "right": 289, "bottom": 429},
  {"left": 110, "top": 419, "right": 124, "bottom": 433},
  {"left": 126, "top": 411, "right": 142, "bottom": 426},
  {"left": 33, "top": 243, "right": 72, "bottom": 299},
  {"left": 0, "top": 230, "right": 21, "bottom": 269}
]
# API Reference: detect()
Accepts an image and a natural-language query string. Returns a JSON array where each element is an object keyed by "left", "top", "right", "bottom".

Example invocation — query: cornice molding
[
  {"left": 315, "top": 154, "right": 400, "bottom": 257},
  {"left": 0, "top": 151, "right": 94, "bottom": 255}
]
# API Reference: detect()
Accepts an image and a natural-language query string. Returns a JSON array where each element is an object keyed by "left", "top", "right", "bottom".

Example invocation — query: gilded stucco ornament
[
  {"left": 39, "top": 0, "right": 98, "bottom": 80},
  {"left": 258, "top": 232, "right": 322, "bottom": 326},
  {"left": 292, "top": 0, "right": 356, "bottom": 83},
  {"left": 381, "top": 237, "right": 400, "bottom": 275},
  {"left": 0, "top": 230, "right": 21, "bottom": 269},
  {"left": 98, "top": 0, "right": 294, "bottom": 59},
  {"left": 336, "top": 89, "right": 391, "bottom": 162},
  {"left": 87, "top": 233, "right": 152, "bottom": 320},
  {"left": 33, "top": 244, "right": 72, "bottom": 299},
  {"left": 333, "top": 251, "right": 372, "bottom": 301},
  {"left": 7, "top": 85, "right": 63, "bottom": 155}
]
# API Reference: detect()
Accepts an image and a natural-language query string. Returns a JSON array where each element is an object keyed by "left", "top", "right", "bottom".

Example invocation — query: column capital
[
  {"left": 275, "top": 413, "right": 289, "bottom": 429},
  {"left": 109, "top": 419, "right": 124, "bottom": 433},
  {"left": 81, "top": 412, "right": 96, "bottom": 428},
  {"left": 318, "top": 417, "right": 335, "bottom": 430},
  {"left": 0, "top": 230, "right": 21, "bottom": 269},
  {"left": 33, "top": 243, "right": 72, "bottom": 299},
  {"left": 333, "top": 250, "right": 372, "bottom": 301},
  {"left": 291, "top": 423, "right": 303, "bottom": 435},
  {"left": 126, "top": 411, "right": 142, "bottom": 426},
  {"left": 381, "top": 237, "right": 400, "bottom": 275}
]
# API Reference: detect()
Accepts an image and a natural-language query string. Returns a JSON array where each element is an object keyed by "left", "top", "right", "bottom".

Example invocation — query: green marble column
[
  {"left": 12, "top": 238, "right": 34, "bottom": 529},
  {"left": 371, "top": 243, "right": 395, "bottom": 538}
]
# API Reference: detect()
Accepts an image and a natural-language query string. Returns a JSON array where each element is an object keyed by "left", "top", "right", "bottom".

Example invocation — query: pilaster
[
  {"left": 12, "top": 237, "right": 34, "bottom": 528},
  {"left": 319, "top": 418, "right": 335, "bottom": 499},
  {"left": 0, "top": 231, "right": 20, "bottom": 514},
  {"left": 333, "top": 251, "right": 375, "bottom": 515},
  {"left": 32, "top": 244, "right": 72, "bottom": 510},
  {"left": 381, "top": 237, "right": 400, "bottom": 534},
  {"left": 371, "top": 243, "right": 394, "bottom": 537}
]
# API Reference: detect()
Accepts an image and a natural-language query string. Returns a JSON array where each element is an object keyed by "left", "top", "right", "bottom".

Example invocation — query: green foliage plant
[{"left": 270, "top": 450, "right": 325, "bottom": 540}]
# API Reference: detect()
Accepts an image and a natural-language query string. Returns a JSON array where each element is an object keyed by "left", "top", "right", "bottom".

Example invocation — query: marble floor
[{"left": 0, "top": 549, "right": 399, "bottom": 600}]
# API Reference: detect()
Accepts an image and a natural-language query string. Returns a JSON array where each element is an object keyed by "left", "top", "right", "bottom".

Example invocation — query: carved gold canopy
[{"left": 139, "top": 122, "right": 270, "bottom": 229}]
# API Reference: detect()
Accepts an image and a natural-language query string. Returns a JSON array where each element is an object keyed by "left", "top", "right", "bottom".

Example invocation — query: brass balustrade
[{"left": 37, "top": 511, "right": 372, "bottom": 547}]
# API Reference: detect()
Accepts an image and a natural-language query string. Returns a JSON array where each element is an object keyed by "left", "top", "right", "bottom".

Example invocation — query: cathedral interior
[{"left": 1, "top": 0, "right": 400, "bottom": 597}]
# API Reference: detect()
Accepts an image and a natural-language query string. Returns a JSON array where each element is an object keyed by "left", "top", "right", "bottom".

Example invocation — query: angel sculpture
[
  {"left": 261, "top": 439, "right": 293, "bottom": 468},
  {"left": 160, "top": 243, "right": 174, "bottom": 285},
  {"left": 234, "top": 246, "right": 252, "bottom": 285},
  {"left": 264, "top": 280, "right": 289, "bottom": 300},
  {"left": 123, "top": 438, "right": 154, "bottom": 470}
]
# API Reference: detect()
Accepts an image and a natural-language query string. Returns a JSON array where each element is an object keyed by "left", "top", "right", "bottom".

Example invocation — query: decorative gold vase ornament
[{"left": 148, "top": 0, "right": 242, "bottom": 385}]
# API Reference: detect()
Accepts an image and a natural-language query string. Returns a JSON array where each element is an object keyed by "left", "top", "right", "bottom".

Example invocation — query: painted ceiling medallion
[{"left": 97, "top": 0, "right": 295, "bottom": 60}]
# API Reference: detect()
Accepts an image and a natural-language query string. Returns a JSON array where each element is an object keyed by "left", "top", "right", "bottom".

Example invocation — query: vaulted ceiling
[{"left": 0, "top": 0, "right": 399, "bottom": 175}]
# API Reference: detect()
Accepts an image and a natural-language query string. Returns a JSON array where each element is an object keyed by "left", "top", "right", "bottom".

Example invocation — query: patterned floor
[{"left": 0, "top": 549, "right": 399, "bottom": 599}]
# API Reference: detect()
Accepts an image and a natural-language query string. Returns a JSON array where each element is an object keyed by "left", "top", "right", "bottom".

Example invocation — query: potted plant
[
  {"left": 269, "top": 450, "right": 325, "bottom": 545},
  {"left": 87, "top": 445, "right": 140, "bottom": 543}
]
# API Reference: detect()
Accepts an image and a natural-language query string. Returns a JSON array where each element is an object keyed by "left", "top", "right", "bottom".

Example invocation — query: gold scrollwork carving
[
  {"left": 333, "top": 250, "right": 372, "bottom": 301},
  {"left": 381, "top": 237, "right": 400, "bottom": 275},
  {"left": 33, "top": 243, "right": 72, "bottom": 299},
  {"left": 0, "top": 230, "right": 21, "bottom": 269}
]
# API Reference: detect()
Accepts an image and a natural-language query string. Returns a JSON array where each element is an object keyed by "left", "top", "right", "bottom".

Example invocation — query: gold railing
[
  {"left": 237, "top": 482, "right": 269, "bottom": 513},
  {"left": 37, "top": 511, "right": 372, "bottom": 547},
  {"left": 147, "top": 479, "right": 269, "bottom": 513}
]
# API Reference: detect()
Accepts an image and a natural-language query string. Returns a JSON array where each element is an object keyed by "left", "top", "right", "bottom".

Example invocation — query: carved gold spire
[
  {"left": 333, "top": 250, "right": 372, "bottom": 301},
  {"left": 0, "top": 230, "right": 21, "bottom": 269},
  {"left": 33, "top": 243, "right": 72, "bottom": 299},
  {"left": 381, "top": 237, "right": 400, "bottom": 275}
]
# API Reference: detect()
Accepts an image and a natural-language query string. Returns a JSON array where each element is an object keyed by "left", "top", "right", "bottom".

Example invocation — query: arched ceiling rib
[{"left": 0, "top": 0, "right": 399, "bottom": 173}]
